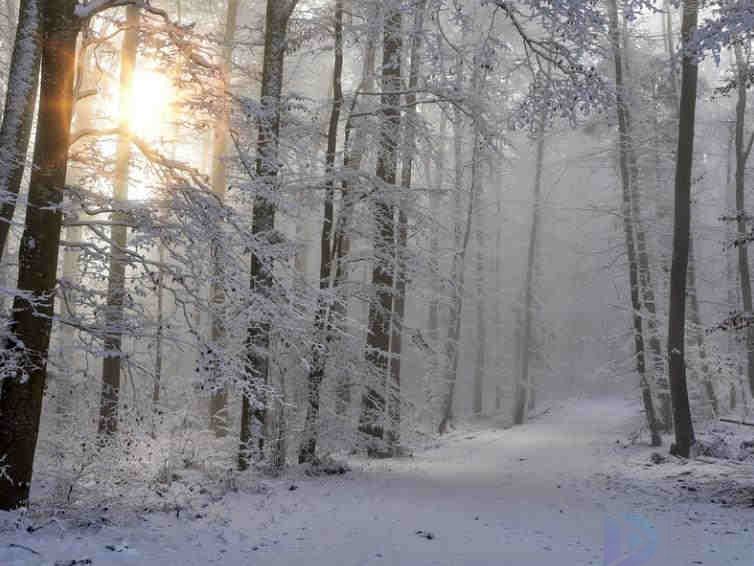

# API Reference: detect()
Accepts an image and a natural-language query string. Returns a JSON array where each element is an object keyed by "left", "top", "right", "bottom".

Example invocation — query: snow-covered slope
[{"left": 2, "top": 397, "right": 752, "bottom": 565}]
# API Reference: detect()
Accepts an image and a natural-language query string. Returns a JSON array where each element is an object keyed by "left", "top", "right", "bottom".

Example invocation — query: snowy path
[{"left": 3, "top": 397, "right": 754, "bottom": 565}]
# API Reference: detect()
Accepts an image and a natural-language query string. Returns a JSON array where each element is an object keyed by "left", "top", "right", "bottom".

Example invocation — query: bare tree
[
  {"left": 358, "top": 1, "right": 403, "bottom": 453},
  {"left": 666, "top": 0, "right": 699, "bottom": 457},
  {"left": 299, "top": 0, "right": 344, "bottom": 465},
  {"left": 239, "top": 0, "right": 298, "bottom": 470},
  {"left": 733, "top": 44, "right": 754, "bottom": 398},
  {"left": 0, "top": 0, "right": 79, "bottom": 510},
  {"left": 0, "top": 0, "right": 41, "bottom": 260},
  {"left": 98, "top": 5, "right": 139, "bottom": 437},
  {"left": 606, "top": 0, "right": 661, "bottom": 445},
  {"left": 513, "top": 121, "right": 544, "bottom": 426},
  {"left": 208, "top": 0, "right": 239, "bottom": 438}
]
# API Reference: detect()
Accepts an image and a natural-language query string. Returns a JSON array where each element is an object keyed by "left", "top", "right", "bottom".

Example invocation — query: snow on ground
[{"left": 2, "top": 396, "right": 754, "bottom": 565}]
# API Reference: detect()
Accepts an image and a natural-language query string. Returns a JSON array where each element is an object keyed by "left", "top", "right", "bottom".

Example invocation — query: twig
[
  {"left": 720, "top": 417, "right": 754, "bottom": 428},
  {"left": 6, "top": 543, "right": 41, "bottom": 555}
]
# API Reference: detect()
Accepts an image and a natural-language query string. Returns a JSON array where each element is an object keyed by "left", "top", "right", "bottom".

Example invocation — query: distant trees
[{"left": 5, "top": 0, "right": 754, "bottom": 510}]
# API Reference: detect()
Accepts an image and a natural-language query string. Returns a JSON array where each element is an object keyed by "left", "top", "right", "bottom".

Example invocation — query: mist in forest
[{"left": 0, "top": 0, "right": 753, "bottom": 564}]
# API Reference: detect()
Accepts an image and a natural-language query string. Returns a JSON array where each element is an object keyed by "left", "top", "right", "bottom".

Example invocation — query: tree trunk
[
  {"left": 666, "top": 0, "right": 698, "bottom": 457},
  {"left": 98, "top": 5, "right": 139, "bottom": 437},
  {"left": 0, "top": 0, "right": 78, "bottom": 510},
  {"left": 358, "top": 4, "right": 402, "bottom": 452},
  {"left": 298, "top": 0, "right": 343, "bottom": 465},
  {"left": 687, "top": 236, "right": 718, "bottom": 415},
  {"left": 153, "top": 243, "right": 164, "bottom": 407},
  {"left": 425, "top": 113, "right": 447, "bottom": 424},
  {"left": 385, "top": 0, "right": 426, "bottom": 449},
  {"left": 621, "top": 14, "right": 672, "bottom": 432},
  {"left": 607, "top": 0, "right": 662, "bottom": 446},
  {"left": 513, "top": 124, "right": 544, "bottom": 426},
  {"left": 724, "top": 120, "right": 740, "bottom": 410},
  {"left": 437, "top": 108, "right": 475, "bottom": 434},
  {"left": 239, "top": 0, "right": 297, "bottom": 470},
  {"left": 471, "top": 64, "right": 486, "bottom": 417},
  {"left": 208, "top": 0, "right": 239, "bottom": 438},
  {"left": 494, "top": 162, "right": 504, "bottom": 411},
  {"left": 55, "top": 30, "right": 94, "bottom": 423},
  {"left": 330, "top": 3, "right": 379, "bottom": 417},
  {"left": 0, "top": 0, "right": 42, "bottom": 261},
  {"left": 733, "top": 45, "right": 754, "bottom": 398}
]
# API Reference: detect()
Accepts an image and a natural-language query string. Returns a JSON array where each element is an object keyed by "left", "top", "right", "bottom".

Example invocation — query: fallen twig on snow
[{"left": 720, "top": 417, "right": 754, "bottom": 428}]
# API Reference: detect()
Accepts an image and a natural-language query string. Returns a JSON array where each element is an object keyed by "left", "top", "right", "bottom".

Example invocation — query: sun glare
[
  {"left": 111, "top": 68, "right": 175, "bottom": 200},
  {"left": 125, "top": 69, "right": 173, "bottom": 140}
]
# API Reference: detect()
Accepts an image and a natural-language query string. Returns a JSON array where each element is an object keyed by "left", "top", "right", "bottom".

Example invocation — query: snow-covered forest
[{"left": 1, "top": 0, "right": 754, "bottom": 563}]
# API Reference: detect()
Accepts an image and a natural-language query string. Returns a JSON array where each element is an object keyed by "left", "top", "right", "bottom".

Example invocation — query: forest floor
[{"left": 2, "top": 396, "right": 754, "bottom": 565}]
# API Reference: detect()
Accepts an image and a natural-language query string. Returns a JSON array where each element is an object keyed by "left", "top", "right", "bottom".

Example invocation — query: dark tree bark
[
  {"left": 607, "top": 0, "right": 662, "bottom": 445},
  {"left": 298, "top": 0, "right": 344, "bottom": 465},
  {"left": 239, "top": 0, "right": 298, "bottom": 470},
  {"left": 385, "top": 0, "right": 426, "bottom": 448},
  {"left": 330, "top": 4, "right": 379, "bottom": 417},
  {"left": 0, "top": 0, "right": 78, "bottom": 510},
  {"left": 733, "top": 45, "right": 754, "bottom": 398},
  {"left": 0, "top": 0, "right": 42, "bottom": 261},
  {"left": 98, "top": 5, "right": 139, "bottom": 437},
  {"left": 358, "top": 4, "right": 402, "bottom": 451},
  {"left": 666, "top": 0, "right": 698, "bottom": 458}
]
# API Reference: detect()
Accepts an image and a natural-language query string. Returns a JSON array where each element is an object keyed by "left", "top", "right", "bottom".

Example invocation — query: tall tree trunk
[
  {"left": 153, "top": 243, "right": 164, "bottom": 407},
  {"left": 357, "top": 4, "right": 402, "bottom": 452},
  {"left": 607, "top": 0, "right": 662, "bottom": 445},
  {"left": 0, "top": 0, "right": 42, "bottom": 261},
  {"left": 298, "top": 0, "right": 343, "bottom": 465},
  {"left": 724, "top": 120, "right": 741, "bottom": 409},
  {"left": 0, "top": 0, "right": 78, "bottom": 510},
  {"left": 661, "top": 0, "right": 712, "bottom": 424},
  {"left": 330, "top": 3, "right": 379, "bottom": 417},
  {"left": 621, "top": 14, "right": 672, "bottom": 432},
  {"left": 239, "top": 0, "right": 298, "bottom": 470},
  {"left": 55, "top": 30, "right": 93, "bottom": 423},
  {"left": 208, "top": 0, "right": 239, "bottom": 438},
  {"left": 437, "top": 50, "right": 467, "bottom": 434},
  {"left": 425, "top": 113, "right": 447, "bottom": 424},
  {"left": 733, "top": 44, "right": 754, "bottom": 398},
  {"left": 437, "top": 109, "right": 475, "bottom": 434},
  {"left": 98, "top": 5, "right": 139, "bottom": 437},
  {"left": 687, "top": 235, "right": 718, "bottom": 414},
  {"left": 494, "top": 162, "right": 504, "bottom": 411},
  {"left": 666, "top": 0, "right": 699, "bottom": 457},
  {"left": 385, "top": 0, "right": 426, "bottom": 448},
  {"left": 470, "top": 63, "right": 486, "bottom": 417},
  {"left": 513, "top": 124, "right": 544, "bottom": 426},
  {"left": 472, "top": 229, "right": 486, "bottom": 415}
]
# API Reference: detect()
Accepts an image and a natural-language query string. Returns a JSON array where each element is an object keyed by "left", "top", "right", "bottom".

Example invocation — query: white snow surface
[{"left": 2, "top": 397, "right": 754, "bottom": 565}]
